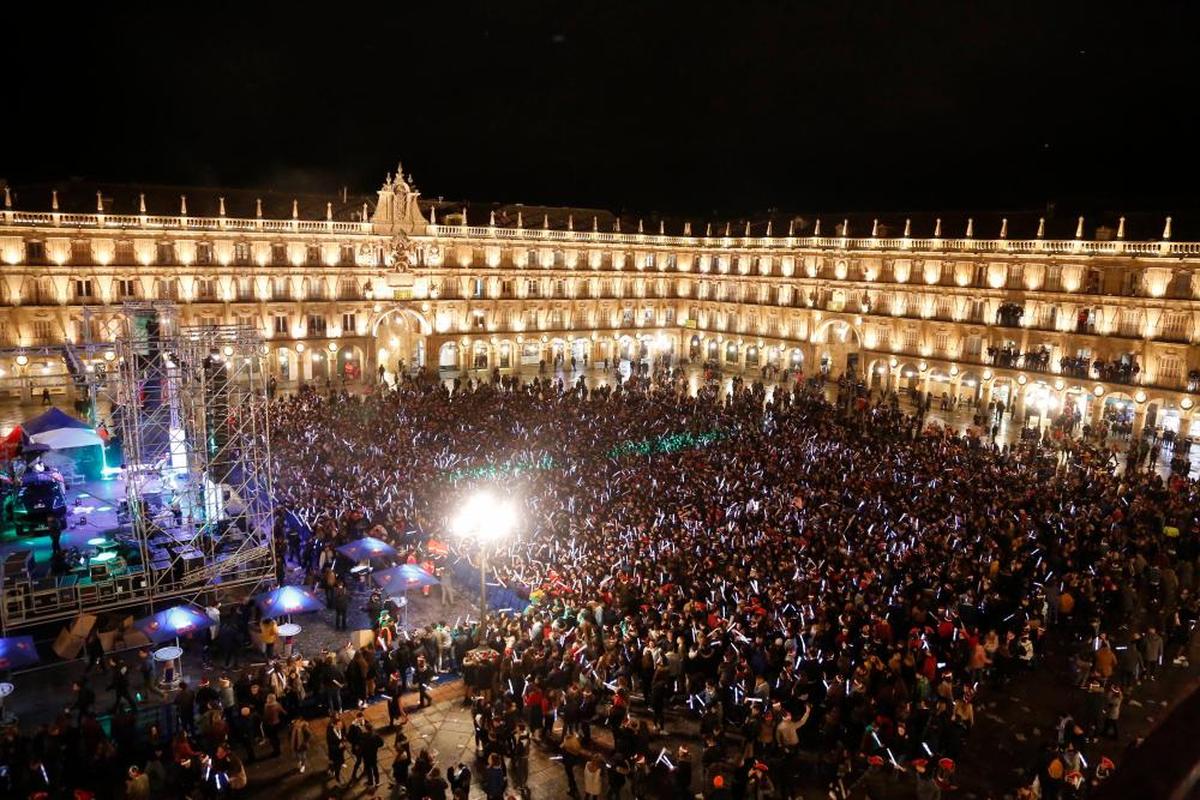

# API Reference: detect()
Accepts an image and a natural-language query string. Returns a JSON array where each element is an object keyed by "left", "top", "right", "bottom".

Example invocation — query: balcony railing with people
[{"left": 982, "top": 345, "right": 1158, "bottom": 387}]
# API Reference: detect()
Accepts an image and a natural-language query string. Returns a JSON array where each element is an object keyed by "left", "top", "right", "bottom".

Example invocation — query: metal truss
[
  {"left": 115, "top": 313, "right": 278, "bottom": 609},
  {"left": 1, "top": 306, "right": 278, "bottom": 630}
]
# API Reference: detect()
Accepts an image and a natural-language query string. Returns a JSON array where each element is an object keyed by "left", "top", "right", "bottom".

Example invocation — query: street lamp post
[{"left": 453, "top": 492, "right": 517, "bottom": 631}]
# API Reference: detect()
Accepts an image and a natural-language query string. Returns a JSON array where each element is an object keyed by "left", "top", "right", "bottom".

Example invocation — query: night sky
[{"left": 6, "top": 2, "right": 1199, "bottom": 217}]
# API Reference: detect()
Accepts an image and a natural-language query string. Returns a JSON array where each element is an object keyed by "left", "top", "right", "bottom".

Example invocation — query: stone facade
[{"left": 1, "top": 167, "right": 1199, "bottom": 438}]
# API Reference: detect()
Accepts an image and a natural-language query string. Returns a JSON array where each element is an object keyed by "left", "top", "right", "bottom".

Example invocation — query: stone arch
[
  {"left": 273, "top": 345, "right": 295, "bottom": 381},
  {"left": 989, "top": 376, "right": 1018, "bottom": 408},
  {"left": 468, "top": 339, "right": 491, "bottom": 370},
  {"left": 1098, "top": 390, "right": 1138, "bottom": 429},
  {"left": 958, "top": 369, "right": 983, "bottom": 403},
  {"left": 438, "top": 341, "right": 459, "bottom": 369},
  {"left": 309, "top": 345, "right": 332, "bottom": 381},
  {"left": 866, "top": 357, "right": 890, "bottom": 390},
  {"left": 372, "top": 306, "right": 432, "bottom": 374},
  {"left": 336, "top": 344, "right": 366, "bottom": 381},
  {"left": 897, "top": 361, "right": 922, "bottom": 395},
  {"left": 494, "top": 338, "right": 517, "bottom": 369},
  {"left": 613, "top": 334, "right": 634, "bottom": 362},
  {"left": 812, "top": 316, "right": 864, "bottom": 376},
  {"left": 812, "top": 316, "right": 863, "bottom": 346},
  {"left": 369, "top": 306, "right": 432, "bottom": 337},
  {"left": 745, "top": 342, "right": 762, "bottom": 367},
  {"left": 1021, "top": 379, "right": 1063, "bottom": 422},
  {"left": 1144, "top": 395, "right": 1182, "bottom": 433}
]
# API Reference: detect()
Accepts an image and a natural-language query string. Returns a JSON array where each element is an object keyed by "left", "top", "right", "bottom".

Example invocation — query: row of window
[
  {"left": 12, "top": 236, "right": 1200, "bottom": 301},
  {"left": 268, "top": 313, "right": 359, "bottom": 336},
  {"left": 425, "top": 251, "right": 1198, "bottom": 299},
  {"left": 58, "top": 277, "right": 368, "bottom": 303},
  {"left": 10, "top": 278, "right": 1199, "bottom": 345},
  {"left": 21, "top": 240, "right": 363, "bottom": 268},
  {"left": 434, "top": 274, "right": 1200, "bottom": 309}
]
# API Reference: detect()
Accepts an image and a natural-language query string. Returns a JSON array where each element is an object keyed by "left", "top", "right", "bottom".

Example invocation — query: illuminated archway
[
  {"left": 371, "top": 306, "right": 431, "bottom": 375},
  {"left": 812, "top": 317, "right": 863, "bottom": 376}
]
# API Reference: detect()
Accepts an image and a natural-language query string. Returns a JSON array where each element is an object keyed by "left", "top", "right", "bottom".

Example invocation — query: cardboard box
[
  {"left": 350, "top": 629, "right": 375, "bottom": 649},
  {"left": 119, "top": 615, "right": 135, "bottom": 630},
  {"left": 122, "top": 629, "right": 152, "bottom": 649},
  {"left": 53, "top": 628, "right": 85, "bottom": 660},
  {"left": 69, "top": 613, "right": 98, "bottom": 638},
  {"left": 97, "top": 630, "right": 118, "bottom": 653}
]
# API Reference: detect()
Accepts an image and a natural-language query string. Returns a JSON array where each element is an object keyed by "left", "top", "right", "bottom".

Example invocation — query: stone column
[
  {"left": 1013, "top": 383, "right": 1028, "bottom": 422},
  {"left": 1132, "top": 405, "right": 1148, "bottom": 440},
  {"left": 1090, "top": 395, "right": 1105, "bottom": 429}
]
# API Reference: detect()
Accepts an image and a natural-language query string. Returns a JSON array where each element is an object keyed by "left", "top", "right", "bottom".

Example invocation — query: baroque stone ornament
[{"left": 383, "top": 230, "right": 417, "bottom": 271}]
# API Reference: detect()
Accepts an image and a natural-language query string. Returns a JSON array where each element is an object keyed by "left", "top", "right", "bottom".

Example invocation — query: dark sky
[{"left": 6, "top": 1, "right": 1199, "bottom": 216}]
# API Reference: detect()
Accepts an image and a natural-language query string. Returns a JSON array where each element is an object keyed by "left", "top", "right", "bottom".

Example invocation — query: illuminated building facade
[{"left": 1, "top": 164, "right": 1198, "bottom": 439}]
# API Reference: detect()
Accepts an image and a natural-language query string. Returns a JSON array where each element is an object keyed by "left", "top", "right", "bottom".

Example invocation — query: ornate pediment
[{"left": 372, "top": 161, "right": 429, "bottom": 235}]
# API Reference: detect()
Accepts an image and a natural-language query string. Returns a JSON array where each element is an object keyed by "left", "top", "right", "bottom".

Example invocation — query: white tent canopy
[
  {"left": 21, "top": 407, "right": 104, "bottom": 451},
  {"left": 30, "top": 427, "right": 103, "bottom": 450}
]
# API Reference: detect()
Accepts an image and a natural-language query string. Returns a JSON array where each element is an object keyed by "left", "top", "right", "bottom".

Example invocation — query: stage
[
  {"left": 0, "top": 476, "right": 125, "bottom": 584},
  {"left": 0, "top": 464, "right": 274, "bottom": 632}
]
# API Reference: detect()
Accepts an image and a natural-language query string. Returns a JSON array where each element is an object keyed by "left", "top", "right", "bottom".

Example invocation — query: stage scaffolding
[{"left": 0, "top": 306, "right": 278, "bottom": 631}]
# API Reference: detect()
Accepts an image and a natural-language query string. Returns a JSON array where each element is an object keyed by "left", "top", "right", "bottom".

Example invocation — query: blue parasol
[
  {"left": 336, "top": 536, "right": 397, "bottom": 561},
  {"left": 135, "top": 605, "right": 211, "bottom": 644},
  {"left": 254, "top": 585, "right": 325, "bottom": 619},
  {"left": 372, "top": 563, "right": 440, "bottom": 593},
  {"left": 0, "top": 635, "right": 40, "bottom": 670}
]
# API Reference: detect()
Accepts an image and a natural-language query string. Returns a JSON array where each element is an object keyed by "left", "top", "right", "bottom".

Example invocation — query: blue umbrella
[
  {"left": 0, "top": 635, "right": 39, "bottom": 670},
  {"left": 372, "top": 563, "right": 440, "bottom": 593},
  {"left": 254, "top": 585, "right": 325, "bottom": 619},
  {"left": 135, "top": 605, "right": 211, "bottom": 644},
  {"left": 337, "top": 536, "right": 397, "bottom": 561}
]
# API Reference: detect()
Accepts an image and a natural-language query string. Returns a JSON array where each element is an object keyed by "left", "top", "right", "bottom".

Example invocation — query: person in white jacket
[{"left": 583, "top": 754, "right": 605, "bottom": 800}]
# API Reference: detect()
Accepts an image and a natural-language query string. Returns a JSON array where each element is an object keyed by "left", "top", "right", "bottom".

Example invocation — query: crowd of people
[
  {"left": 268, "top": 364, "right": 1197, "bottom": 798},
  {"left": 1, "top": 361, "right": 1197, "bottom": 799}
]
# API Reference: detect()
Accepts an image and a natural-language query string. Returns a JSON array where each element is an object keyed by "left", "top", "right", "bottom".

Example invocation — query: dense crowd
[
  {"left": 1, "top": 363, "right": 1197, "bottom": 800},
  {"left": 268, "top": 366, "right": 1197, "bottom": 798}
]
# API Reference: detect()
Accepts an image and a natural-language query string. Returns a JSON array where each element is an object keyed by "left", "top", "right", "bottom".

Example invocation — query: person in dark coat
[
  {"left": 386, "top": 671, "right": 408, "bottom": 728},
  {"left": 672, "top": 746, "right": 693, "bottom": 798},
  {"left": 424, "top": 766, "right": 450, "bottom": 800},
  {"left": 448, "top": 761, "right": 472, "bottom": 799},
  {"left": 174, "top": 681, "right": 196, "bottom": 733},
  {"left": 326, "top": 716, "right": 346, "bottom": 782},
  {"left": 71, "top": 678, "right": 95, "bottom": 724},
  {"left": 415, "top": 656, "right": 435, "bottom": 708},
  {"left": 560, "top": 735, "right": 584, "bottom": 798},
  {"left": 83, "top": 631, "right": 106, "bottom": 674},
  {"left": 334, "top": 583, "right": 350, "bottom": 631},
  {"left": 218, "top": 621, "right": 240, "bottom": 668},
  {"left": 359, "top": 722, "right": 384, "bottom": 788},
  {"left": 483, "top": 752, "right": 508, "bottom": 799},
  {"left": 48, "top": 518, "right": 62, "bottom": 556},
  {"left": 231, "top": 706, "right": 259, "bottom": 764},
  {"left": 107, "top": 657, "right": 138, "bottom": 713},
  {"left": 391, "top": 731, "right": 412, "bottom": 788}
]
